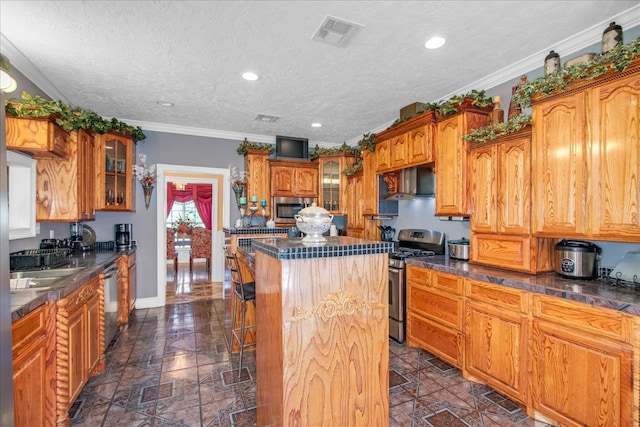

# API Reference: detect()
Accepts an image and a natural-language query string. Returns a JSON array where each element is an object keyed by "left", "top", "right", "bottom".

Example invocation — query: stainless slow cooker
[
  {"left": 553, "top": 240, "right": 601, "bottom": 279},
  {"left": 448, "top": 238, "right": 470, "bottom": 261}
]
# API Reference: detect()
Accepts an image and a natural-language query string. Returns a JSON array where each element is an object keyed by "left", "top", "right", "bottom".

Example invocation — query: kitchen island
[{"left": 241, "top": 236, "right": 393, "bottom": 427}]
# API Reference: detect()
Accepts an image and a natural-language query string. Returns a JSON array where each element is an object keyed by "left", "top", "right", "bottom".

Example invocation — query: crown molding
[
  {"left": 0, "top": 33, "right": 71, "bottom": 104},
  {"left": 436, "top": 5, "right": 640, "bottom": 101}
]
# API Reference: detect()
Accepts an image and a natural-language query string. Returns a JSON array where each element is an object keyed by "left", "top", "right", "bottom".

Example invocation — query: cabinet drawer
[
  {"left": 470, "top": 234, "right": 553, "bottom": 273},
  {"left": 431, "top": 271, "right": 463, "bottom": 295},
  {"left": 63, "top": 277, "right": 101, "bottom": 313},
  {"left": 6, "top": 117, "right": 70, "bottom": 159},
  {"left": 465, "top": 279, "right": 526, "bottom": 313},
  {"left": 408, "top": 284, "right": 462, "bottom": 330},
  {"left": 12, "top": 304, "right": 46, "bottom": 351},
  {"left": 532, "top": 294, "right": 633, "bottom": 343},
  {"left": 406, "top": 265, "right": 430, "bottom": 286},
  {"left": 407, "top": 312, "right": 461, "bottom": 368}
]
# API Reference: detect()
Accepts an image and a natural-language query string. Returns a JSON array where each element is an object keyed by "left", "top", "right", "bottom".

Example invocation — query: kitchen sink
[
  {"left": 10, "top": 267, "right": 85, "bottom": 279},
  {"left": 10, "top": 267, "right": 85, "bottom": 293}
]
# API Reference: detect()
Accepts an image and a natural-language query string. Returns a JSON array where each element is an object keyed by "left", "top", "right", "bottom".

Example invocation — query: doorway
[{"left": 156, "top": 164, "right": 231, "bottom": 308}]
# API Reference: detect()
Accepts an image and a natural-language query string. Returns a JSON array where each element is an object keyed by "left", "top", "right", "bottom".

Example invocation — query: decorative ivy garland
[
  {"left": 513, "top": 37, "right": 640, "bottom": 108},
  {"left": 309, "top": 142, "right": 358, "bottom": 160},
  {"left": 5, "top": 91, "right": 146, "bottom": 142},
  {"left": 462, "top": 114, "right": 532, "bottom": 144},
  {"left": 236, "top": 138, "right": 275, "bottom": 155}
]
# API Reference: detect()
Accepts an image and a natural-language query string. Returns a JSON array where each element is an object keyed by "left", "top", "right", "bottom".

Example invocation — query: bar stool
[{"left": 225, "top": 247, "right": 256, "bottom": 379}]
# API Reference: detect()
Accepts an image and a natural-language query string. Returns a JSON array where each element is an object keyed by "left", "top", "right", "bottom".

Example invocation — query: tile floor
[{"left": 69, "top": 264, "right": 550, "bottom": 426}]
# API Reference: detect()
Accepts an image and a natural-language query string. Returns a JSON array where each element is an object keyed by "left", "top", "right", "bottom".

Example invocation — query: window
[{"left": 166, "top": 201, "right": 204, "bottom": 229}]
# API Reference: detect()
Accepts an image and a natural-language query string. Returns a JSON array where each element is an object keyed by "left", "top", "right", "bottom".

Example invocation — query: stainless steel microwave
[{"left": 272, "top": 197, "right": 317, "bottom": 223}]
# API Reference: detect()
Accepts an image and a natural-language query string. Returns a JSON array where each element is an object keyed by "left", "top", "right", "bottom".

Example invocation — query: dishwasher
[{"left": 102, "top": 262, "right": 119, "bottom": 346}]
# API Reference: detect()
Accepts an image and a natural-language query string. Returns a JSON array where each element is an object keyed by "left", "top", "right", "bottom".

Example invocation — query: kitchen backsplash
[{"left": 384, "top": 198, "right": 639, "bottom": 267}]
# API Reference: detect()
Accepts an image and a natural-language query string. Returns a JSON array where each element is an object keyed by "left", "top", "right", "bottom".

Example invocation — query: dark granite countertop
[
  {"left": 249, "top": 236, "right": 394, "bottom": 260},
  {"left": 407, "top": 256, "right": 640, "bottom": 316},
  {"left": 10, "top": 248, "right": 136, "bottom": 321}
]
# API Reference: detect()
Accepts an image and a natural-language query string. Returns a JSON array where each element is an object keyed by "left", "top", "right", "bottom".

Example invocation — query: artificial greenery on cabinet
[
  {"left": 5, "top": 91, "right": 146, "bottom": 142},
  {"left": 462, "top": 114, "right": 532, "bottom": 144},
  {"left": 513, "top": 37, "right": 640, "bottom": 107},
  {"left": 236, "top": 138, "right": 275, "bottom": 155}
]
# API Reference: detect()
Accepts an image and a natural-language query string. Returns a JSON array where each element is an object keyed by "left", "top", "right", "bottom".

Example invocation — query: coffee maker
[
  {"left": 69, "top": 222, "right": 91, "bottom": 252},
  {"left": 115, "top": 224, "right": 133, "bottom": 250}
]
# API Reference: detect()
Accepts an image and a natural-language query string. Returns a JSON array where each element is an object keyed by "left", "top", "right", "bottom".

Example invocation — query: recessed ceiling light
[
  {"left": 242, "top": 72, "right": 259, "bottom": 81},
  {"left": 311, "top": 123, "right": 322, "bottom": 128},
  {"left": 424, "top": 36, "right": 446, "bottom": 50},
  {"left": 156, "top": 101, "right": 174, "bottom": 107}
]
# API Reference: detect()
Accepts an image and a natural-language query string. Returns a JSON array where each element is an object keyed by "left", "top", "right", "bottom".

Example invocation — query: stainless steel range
[{"left": 389, "top": 229, "right": 445, "bottom": 343}]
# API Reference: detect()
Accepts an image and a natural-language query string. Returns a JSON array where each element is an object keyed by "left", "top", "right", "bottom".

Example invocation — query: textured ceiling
[{"left": 1, "top": 1, "right": 639, "bottom": 146}]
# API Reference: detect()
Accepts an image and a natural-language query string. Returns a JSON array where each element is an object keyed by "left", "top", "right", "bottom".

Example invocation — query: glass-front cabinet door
[
  {"left": 318, "top": 154, "right": 355, "bottom": 214},
  {"left": 322, "top": 160, "right": 340, "bottom": 211},
  {"left": 96, "top": 133, "right": 135, "bottom": 211}
]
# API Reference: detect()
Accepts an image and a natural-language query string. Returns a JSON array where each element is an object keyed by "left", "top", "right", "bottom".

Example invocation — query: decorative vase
[
  {"left": 544, "top": 50, "right": 560, "bottom": 76},
  {"left": 142, "top": 184, "right": 154, "bottom": 210},
  {"left": 602, "top": 21, "right": 623, "bottom": 54},
  {"left": 233, "top": 185, "right": 245, "bottom": 209}
]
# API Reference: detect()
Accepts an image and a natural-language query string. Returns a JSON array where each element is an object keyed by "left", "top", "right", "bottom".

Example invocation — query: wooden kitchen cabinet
[
  {"left": 464, "top": 279, "right": 528, "bottom": 404},
  {"left": 345, "top": 169, "right": 364, "bottom": 237},
  {"left": 389, "top": 134, "right": 407, "bottom": 170},
  {"left": 12, "top": 303, "right": 56, "bottom": 427},
  {"left": 117, "top": 252, "right": 137, "bottom": 325},
  {"left": 435, "top": 104, "right": 490, "bottom": 216},
  {"left": 468, "top": 128, "right": 553, "bottom": 273},
  {"left": 6, "top": 116, "right": 70, "bottom": 159},
  {"left": 375, "top": 111, "right": 437, "bottom": 173},
  {"left": 270, "top": 160, "right": 318, "bottom": 197},
  {"left": 406, "top": 121, "right": 436, "bottom": 165},
  {"left": 244, "top": 148, "right": 271, "bottom": 217},
  {"left": 406, "top": 266, "right": 464, "bottom": 368},
  {"left": 361, "top": 149, "right": 379, "bottom": 216},
  {"left": 317, "top": 153, "right": 355, "bottom": 214},
  {"left": 375, "top": 139, "right": 391, "bottom": 172},
  {"left": 531, "top": 59, "right": 640, "bottom": 242},
  {"left": 35, "top": 128, "right": 96, "bottom": 221},
  {"left": 95, "top": 132, "right": 135, "bottom": 211},
  {"left": 55, "top": 276, "right": 105, "bottom": 425},
  {"left": 531, "top": 294, "right": 634, "bottom": 427}
]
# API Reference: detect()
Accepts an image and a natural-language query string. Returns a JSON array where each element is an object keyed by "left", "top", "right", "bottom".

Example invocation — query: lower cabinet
[
  {"left": 12, "top": 303, "right": 56, "bottom": 427},
  {"left": 531, "top": 295, "right": 634, "bottom": 427},
  {"left": 406, "top": 264, "right": 639, "bottom": 427},
  {"left": 407, "top": 266, "right": 463, "bottom": 368},
  {"left": 55, "top": 276, "right": 105, "bottom": 425},
  {"left": 464, "top": 279, "right": 528, "bottom": 404}
]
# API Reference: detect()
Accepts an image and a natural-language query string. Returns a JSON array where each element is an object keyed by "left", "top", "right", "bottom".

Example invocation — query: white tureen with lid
[{"left": 294, "top": 203, "right": 333, "bottom": 243}]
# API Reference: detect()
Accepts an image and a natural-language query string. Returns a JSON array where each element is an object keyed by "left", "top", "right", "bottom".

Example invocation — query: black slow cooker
[{"left": 553, "top": 240, "right": 601, "bottom": 280}]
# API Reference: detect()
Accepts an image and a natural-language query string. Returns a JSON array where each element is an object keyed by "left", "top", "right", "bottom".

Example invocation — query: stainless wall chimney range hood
[{"left": 383, "top": 165, "right": 435, "bottom": 200}]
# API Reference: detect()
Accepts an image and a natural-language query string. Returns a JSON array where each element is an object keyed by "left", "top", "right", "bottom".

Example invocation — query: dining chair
[
  {"left": 166, "top": 228, "right": 178, "bottom": 273},
  {"left": 190, "top": 227, "right": 211, "bottom": 279}
]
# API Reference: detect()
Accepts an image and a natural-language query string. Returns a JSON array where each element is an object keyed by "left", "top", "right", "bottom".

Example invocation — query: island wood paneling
[{"left": 255, "top": 251, "right": 389, "bottom": 426}]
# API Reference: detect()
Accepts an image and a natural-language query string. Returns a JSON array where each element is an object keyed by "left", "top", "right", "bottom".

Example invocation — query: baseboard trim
[{"left": 134, "top": 297, "right": 164, "bottom": 309}]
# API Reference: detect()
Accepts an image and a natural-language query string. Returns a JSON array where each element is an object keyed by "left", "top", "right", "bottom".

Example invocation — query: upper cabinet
[
  {"left": 375, "top": 111, "right": 436, "bottom": 174},
  {"left": 436, "top": 104, "right": 490, "bottom": 216},
  {"left": 531, "top": 59, "right": 640, "bottom": 242},
  {"left": 95, "top": 132, "right": 135, "bottom": 211},
  {"left": 244, "top": 149, "right": 271, "bottom": 217},
  {"left": 468, "top": 128, "right": 553, "bottom": 273},
  {"left": 270, "top": 160, "right": 318, "bottom": 197},
  {"left": 35, "top": 129, "right": 96, "bottom": 221},
  {"left": 317, "top": 153, "right": 355, "bottom": 214},
  {"left": 361, "top": 149, "right": 379, "bottom": 216},
  {"left": 6, "top": 116, "right": 70, "bottom": 159}
]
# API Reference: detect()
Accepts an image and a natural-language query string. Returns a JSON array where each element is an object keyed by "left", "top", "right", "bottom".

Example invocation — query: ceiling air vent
[
  {"left": 255, "top": 114, "right": 280, "bottom": 123},
  {"left": 312, "top": 15, "right": 364, "bottom": 47}
]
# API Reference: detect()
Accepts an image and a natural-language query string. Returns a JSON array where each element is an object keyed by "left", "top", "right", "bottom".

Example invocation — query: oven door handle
[{"left": 389, "top": 267, "right": 401, "bottom": 274}]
